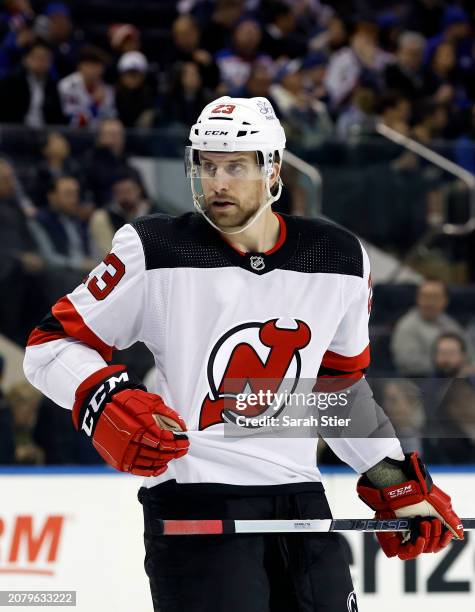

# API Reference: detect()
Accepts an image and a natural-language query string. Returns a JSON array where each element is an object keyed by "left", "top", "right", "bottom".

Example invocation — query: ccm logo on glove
[
  {"left": 72, "top": 365, "right": 190, "bottom": 476},
  {"left": 81, "top": 371, "right": 134, "bottom": 436},
  {"left": 73, "top": 366, "right": 145, "bottom": 438},
  {"left": 387, "top": 484, "right": 417, "bottom": 499}
]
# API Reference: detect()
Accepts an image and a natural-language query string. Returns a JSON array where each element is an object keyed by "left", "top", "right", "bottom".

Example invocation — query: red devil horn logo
[{"left": 199, "top": 319, "right": 311, "bottom": 430}]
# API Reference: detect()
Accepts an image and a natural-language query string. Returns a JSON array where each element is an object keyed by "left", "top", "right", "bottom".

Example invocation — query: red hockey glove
[
  {"left": 357, "top": 452, "right": 463, "bottom": 560},
  {"left": 72, "top": 365, "right": 189, "bottom": 476}
]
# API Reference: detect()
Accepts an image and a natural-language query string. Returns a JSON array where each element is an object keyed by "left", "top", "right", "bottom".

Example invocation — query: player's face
[{"left": 200, "top": 151, "right": 274, "bottom": 230}]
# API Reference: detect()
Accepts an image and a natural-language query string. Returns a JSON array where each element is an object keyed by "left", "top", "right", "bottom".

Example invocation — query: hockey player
[{"left": 24, "top": 97, "right": 463, "bottom": 612}]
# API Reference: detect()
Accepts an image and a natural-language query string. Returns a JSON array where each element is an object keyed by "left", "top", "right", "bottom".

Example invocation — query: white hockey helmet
[{"left": 186, "top": 96, "right": 286, "bottom": 234}]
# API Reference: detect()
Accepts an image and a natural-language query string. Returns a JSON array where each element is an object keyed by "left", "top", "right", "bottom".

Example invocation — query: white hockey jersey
[{"left": 24, "top": 212, "right": 402, "bottom": 492}]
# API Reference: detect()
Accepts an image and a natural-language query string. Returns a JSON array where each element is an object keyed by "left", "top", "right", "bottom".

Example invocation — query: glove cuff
[
  {"left": 358, "top": 452, "right": 432, "bottom": 511},
  {"left": 72, "top": 365, "right": 145, "bottom": 437}
]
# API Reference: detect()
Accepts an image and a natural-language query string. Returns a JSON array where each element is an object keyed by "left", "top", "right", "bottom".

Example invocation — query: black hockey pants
[{"left": 138, "top": 483, "right": 356, "bottom": 612}]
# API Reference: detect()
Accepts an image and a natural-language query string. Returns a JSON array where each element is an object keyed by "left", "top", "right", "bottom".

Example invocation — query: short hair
[
  {"left": 78, "top": 44, "right": 110, "bottom": 66},
  {"left": 47, "top": 174, "right": 78, "bottom": 194},
  {"left": 112, "top": 171, "right": 139, "bottom": 187},
  {"left": 377, "top": 92, "right": 410, "bottom": 114},
  {"left": 398, "top": 31, "right": 426, "bottom": 51},
  {"left": 419, "top": 277, "right": 448, "bottom": 291},
  {"left": 267, "top": 1, "right": 292, "bottom": 22},
  {"left": 434, "top": 332, "right": 467, "bottom": 354},
  {"left": 24, "top": 38, "right": 53, "bottom": 56}
]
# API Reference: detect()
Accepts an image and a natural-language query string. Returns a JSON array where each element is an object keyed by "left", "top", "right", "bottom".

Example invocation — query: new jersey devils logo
[{"left": 199, "top": 319, "right": 311, "bottom": 430}]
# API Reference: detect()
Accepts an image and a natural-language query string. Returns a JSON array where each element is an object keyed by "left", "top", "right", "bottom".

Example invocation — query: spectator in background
[
  {"left": 6, "top": 381, "right": 43, "bottom": 464},
  {"left": 377, "top": 11, "right": 403, "bottom": 54},
  {"left": 422, "top": 331, "right": 470, "bottom": 422},
  {"left": 412, "top": 100, "right": 449, "bottom": 144},
  {"left": 200, "top": 0, "right": 244, "bottom": 55},
  {"left": 0, "top": 354, "right": 15, "bottom": 464},
  {"left": 0, "top": 158, "right": 47, "bottom": 344},
  {"left": 216, "top": 18, "right": 269, "bottom": 92},
  {"left": 378, "top": 92, "right": 412, "bottom": 134},
  {"left": 384, "top": 31, "right": 426, "bottom": 100},
  {"left": 108, "top": 23, "right": 141, "bottom": 58},
  {"left": 0, "top": 0, "right": 35, "bottom": 78},
  {"left": 422, "top": 41, "right": 469, "bottom": 111},
  {"left": 0, "top": 38, "right": 65, "bottom": 126},
  {"left": 89, "top": 173, "right": 156, "bottom": 259},
  {"left": 325, "top": 22, "right": 391, "bottom": 110},
  {"left": 270, "top": 59, "right": 333, "bottom": 151},
  {"left": 82, "top": 118, "right": 144, "bottom": 205},
  {"left": 301, "top": 52, "right": 329, "bottom": 105},
  {"left": 166, "top": 14, "right": 220, "bottom": 90},
  {"left": 31, "top": 176, "right": 94, "bottom": 277},
  {"left": 424, "top": 6, "right": 472, "bottom": 72},
  {"left": 423, "top": 330, "right": 475, "bottom": 463},
  {"left": 381, "top": 379, "right": 425, "bottom": 455},
  {"left": 309, "top": 14, "right": 349, "bottom": 56},
  {"left": 261, "top": 1, "right": 308, "bottom": 59},
  {"left": 115, "top": 51, "right": 155, "bottom": 128},
  {"left": 58, "top": 44, "right": 116, "bottom": 127},
  {"left": 336, "top": 85, "right": 377, "bottom": 140},
  {"left": 36, "top": 2, "right": 80, "bottom": 79},
  {"left": 356, "top": 93, "right": 420, "bottom": 179},
  {"left": 0, "top": 0, "right": 34, "bottom": 37},
  {"left": 424, "top": 376, "right": 475, "bottom": 464},
  {"left": 33, "top": 131, "right": 82, "bottom": 207},
  {"left": 161, "top": 61, "right": 213, "bottom": 126},
  {"left": 433, "top": 332, "right": 470, "bottom": 378},
  {"left": 230, "top": 59, "right": 276, "bottom": 105},
  {"left": 391, "top": 279, "right": 467, "bottom": 376}
]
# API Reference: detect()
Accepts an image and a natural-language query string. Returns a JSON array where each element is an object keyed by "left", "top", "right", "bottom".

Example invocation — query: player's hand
[
  {"left": 72, "top": 365, "right": 189, "bottom": 476},
  {"left": 357, "top": 452, "right": 463, "bottom": 560}
]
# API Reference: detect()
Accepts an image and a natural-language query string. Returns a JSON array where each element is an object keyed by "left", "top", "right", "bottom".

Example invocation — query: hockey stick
[{"left": 156, "top": 518, "right": 475, "bottom": 536}]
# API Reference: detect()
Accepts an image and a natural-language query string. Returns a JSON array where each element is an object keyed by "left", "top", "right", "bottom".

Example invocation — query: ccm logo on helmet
[
  {"left": 81, "top": 372, "right": 130, "bottom": 437},
  {"left": 204, "top": 130, "right": 228, "bottom": 136}
]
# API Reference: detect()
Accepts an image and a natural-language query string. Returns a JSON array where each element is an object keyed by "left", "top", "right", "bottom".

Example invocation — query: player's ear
[{"left": 269, "top": 162, "right": 281, "bottom": 189}]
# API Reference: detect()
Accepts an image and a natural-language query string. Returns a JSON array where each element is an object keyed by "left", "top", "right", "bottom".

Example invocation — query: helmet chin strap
[{"left": 191, "top": 175, "right": 283, "bottom": 236}]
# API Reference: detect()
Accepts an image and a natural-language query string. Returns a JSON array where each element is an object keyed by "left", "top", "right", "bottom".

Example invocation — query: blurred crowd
[
  {"left": 1, "top": 1, "right": 475, "bottom": 148},
  {"left": 1, "top": 0, "right": 475, "bottom": 467}
]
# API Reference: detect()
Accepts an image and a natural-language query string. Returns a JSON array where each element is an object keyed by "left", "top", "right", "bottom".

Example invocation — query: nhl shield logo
[
  {"left": 347, "top": 591, "right": 358, "bottom": 612},
  {"left": 250, "top": 255, "right": 265, "bottom": 271}
]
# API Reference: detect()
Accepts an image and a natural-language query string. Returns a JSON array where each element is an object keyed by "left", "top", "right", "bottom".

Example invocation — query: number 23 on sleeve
[{"left": 87, "top": 253, "right": 125, "bottom": 300}]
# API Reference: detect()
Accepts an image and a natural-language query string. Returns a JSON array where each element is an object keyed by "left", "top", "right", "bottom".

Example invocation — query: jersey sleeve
[
  {"left": 319, "top": 244, "right": 372, "bottom": 379},
  {"left": 23, "top": 223, "right": 146, "bottom": 409},
  {"left": 317, "top": 243, "right": 403, "bottom": 472}
]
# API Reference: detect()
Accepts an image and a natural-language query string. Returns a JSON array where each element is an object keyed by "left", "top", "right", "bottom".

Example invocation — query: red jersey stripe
[
  {"left": 221, "top": 213, "right": 287, "bottom": 256},
  {"left": 321, "top": 345, "right": 370, "bottom": 372},
  {"left": 27, "top": 328, "right": 68, "bottom": 346},
  {"left": 52, "top": 296, "right": 114, "bottom": 361},
  {"left": 314, "top": 371, "right": 364, "bottom": 392},
  {"left": 27, "top": 296, "right": 114, "bottom": 361},
  {"left": 264, "top": 213, "right": 287, "bottom": 255}
]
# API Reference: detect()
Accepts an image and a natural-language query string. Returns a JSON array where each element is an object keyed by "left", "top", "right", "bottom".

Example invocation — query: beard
[
  {"left": 203, "top": 197, "right": 261, "bottom": 230},
  {"left": 434, "top": 365, "right": 461, "bottom": 378}
]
